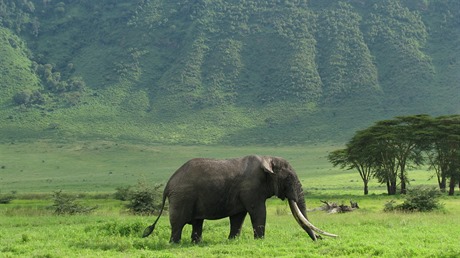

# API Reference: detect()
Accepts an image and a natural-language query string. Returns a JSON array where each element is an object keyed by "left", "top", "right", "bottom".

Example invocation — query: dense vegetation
[{"left": 1, "top": 0, "right": 459, "bottom": 144}]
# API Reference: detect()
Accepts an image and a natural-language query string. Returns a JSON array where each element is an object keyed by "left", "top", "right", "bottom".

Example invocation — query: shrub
[
  {"left": 51, "top": 190, "right": 97, "bottom": 215},
  {"left": 13, "top": 90, "right": 32, "bottom": 105},
  {"left": 13, "top": 90, "right": 46, "bottom": 106},
  {"left": 384, "top": 186, "right": 444, "bottom": 212},
  {"left": 0, "top": 193, "right": 16, "bottom": 204},
  {"left": 64, "top": 91, "right": 82, "bottom": 106},
  {"left": 114, "top": 186, "right": 132, "bottom": 201},
  {"left": 125, "top": 181, "right": 163, "bottom": 215},
  {"left": 383, "top": 200, "right": 397, "bottom": 212},
  {"left": 68, "top": 76, "right": 86, "bottom": 91}
]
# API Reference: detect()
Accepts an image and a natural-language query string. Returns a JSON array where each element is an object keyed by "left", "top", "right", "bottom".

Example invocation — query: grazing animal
[{"left": 143, "top": 155, "right": 337, "bottom": 243}]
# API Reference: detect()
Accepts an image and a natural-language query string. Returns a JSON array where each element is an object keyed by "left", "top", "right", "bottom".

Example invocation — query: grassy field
[
  {"left": 1, "top": 141, "right": 459, "bottom": 257},
  {"left": 0, "top": 140, "right": 353, "bottom": 194}
]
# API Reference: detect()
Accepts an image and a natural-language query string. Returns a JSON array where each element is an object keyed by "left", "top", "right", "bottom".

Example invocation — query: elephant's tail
[{"left": 142, "top": 190, "right": 167, "bottom": 238}]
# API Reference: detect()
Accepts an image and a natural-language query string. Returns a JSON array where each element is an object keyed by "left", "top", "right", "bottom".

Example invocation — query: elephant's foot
[
  {"left": 191, "top": 233, "right": 202, "bottom": 244},
  {"left": 253, "top": 225, "right": 265, "bottom": 239}
]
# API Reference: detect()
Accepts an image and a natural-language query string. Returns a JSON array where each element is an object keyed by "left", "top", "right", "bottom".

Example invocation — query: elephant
[{"left": 142, "top": 155, "right": 337, "bottom": 243}]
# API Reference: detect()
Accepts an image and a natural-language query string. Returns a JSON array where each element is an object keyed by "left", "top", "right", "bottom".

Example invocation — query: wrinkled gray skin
[{"left": 143, "top": 155, "right": 320, "bottom": 243}]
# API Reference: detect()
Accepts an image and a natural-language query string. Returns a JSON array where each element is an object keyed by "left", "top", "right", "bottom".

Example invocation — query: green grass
[
  {"left": 0, "top": 141, "right": 437, "bottom": 195},
  {"left": 1, "top": 196, "right": 459, "bottom": 257},
  {"left": 1, "top": 141, "right": 459, "bottom": 257},
  {"left": 0, "top": 140, "right": 344, "bottom": 194}
]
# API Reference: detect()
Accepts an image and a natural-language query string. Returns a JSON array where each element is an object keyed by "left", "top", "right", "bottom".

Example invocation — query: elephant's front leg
[
  {"left": 248, "top": 204, "right": 267, "bottom": 239},
  {"left": 191, "top": 219, "right": 204, "bottom": 243},
  {"left": 228, "top": 211, "right": 247, "bottom": 239}
]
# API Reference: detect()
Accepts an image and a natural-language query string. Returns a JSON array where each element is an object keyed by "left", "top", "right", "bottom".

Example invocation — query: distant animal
[{"left": 142, "top": 155, "right": 337, "bottom": 243}]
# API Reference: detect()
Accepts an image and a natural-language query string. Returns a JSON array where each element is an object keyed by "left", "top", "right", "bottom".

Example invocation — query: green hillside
[{"left": 0, "top": 0, "right": 459, "bottom": 144}]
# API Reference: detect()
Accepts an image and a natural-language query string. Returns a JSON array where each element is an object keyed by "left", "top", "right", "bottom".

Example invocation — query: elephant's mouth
[{"left": 288, "top": 200, "right": 338, "bottom": 240}]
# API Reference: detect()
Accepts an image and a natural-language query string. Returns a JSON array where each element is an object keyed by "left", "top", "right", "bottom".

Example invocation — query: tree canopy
[{"left": 329, "top": 115, "right": 460, "bottom": 195}]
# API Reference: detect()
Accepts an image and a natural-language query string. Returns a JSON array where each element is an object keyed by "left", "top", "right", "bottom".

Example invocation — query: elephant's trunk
[
  {"left": 288, "top": 200, "right": 338, "bottom": 240},
  {"left": 295, "top": 188, "right": 307, "bottom": 217}
]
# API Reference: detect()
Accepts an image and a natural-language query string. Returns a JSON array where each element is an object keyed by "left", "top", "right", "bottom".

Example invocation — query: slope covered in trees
[{"left": 0, "top": 0, "right": 459, "bottom": 144}]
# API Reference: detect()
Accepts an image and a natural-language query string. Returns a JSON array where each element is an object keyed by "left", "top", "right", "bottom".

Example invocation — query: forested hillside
[{"left": 1, "top": 0, "right": 459, "bottom": 144}]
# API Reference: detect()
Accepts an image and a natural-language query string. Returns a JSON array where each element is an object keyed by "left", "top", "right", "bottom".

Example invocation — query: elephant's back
[
  {"left": 165, "top": 157, "right": 247, "bottom": 196},
  {"left": 169, "top": 157, "right": 246, "bottom": 181}
]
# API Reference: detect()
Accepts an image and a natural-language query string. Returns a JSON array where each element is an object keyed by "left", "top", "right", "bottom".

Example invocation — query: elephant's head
[{"left": 261, "top": 156, "right": 337, "bottom": 241}]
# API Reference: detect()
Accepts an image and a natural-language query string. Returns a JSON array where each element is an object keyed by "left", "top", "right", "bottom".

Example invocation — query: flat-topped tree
[
  {"left": 328, "top": 129, "right": 377, "bottom": 195},
  {"left": 426, "top": 115, "right": 460, "bottom": 195},
  {"left": 329, "top": 114, "right": 434, "bottom": 195}
]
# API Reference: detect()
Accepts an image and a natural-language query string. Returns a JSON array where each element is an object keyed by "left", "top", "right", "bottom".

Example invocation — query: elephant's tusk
[
  {"left": 289, "top": 200, "right": 317, "bottom": 241},
  {"left": 288, "top": 200, "right": 338, "bottom": 238}
]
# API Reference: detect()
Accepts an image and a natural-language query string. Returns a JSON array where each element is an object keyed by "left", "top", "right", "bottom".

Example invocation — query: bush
[
  {"left": 51, "top": 190, "right": 97, "bottom": 215},
  {"left": 114, "top": 186, "right": 132, "bottom": 201},
  {"left": 0, "top": 193, "right": 16, "bottom": 204},
  {"left": 13, "top": 90, "right": 32, "bottom": 105},
  {"left": 384, "top": 186, "right": 443, "bottom": 212},
  {"left": 125, "top": 181, "right": 163, "bottom": 215},
  {"left": 383, "top": 200, "right": 398, "bottom": 212},
  {"left": 13, "top": 90, "right": 46, "bottom": 106},
  {"left": 68, "top": 76, "right": 86, "bottom": 91}
]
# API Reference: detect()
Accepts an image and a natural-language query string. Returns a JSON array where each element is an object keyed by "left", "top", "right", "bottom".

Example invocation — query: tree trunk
[
  {"left": 399, "top": 168, "right": 407, "bottom": 194},
  {"left": 448, "top": 177, "right": 456, "bottom": 196},
  {"left": 363, "top": 182, "right": 369, "bottom": 195},
  {"left": 439, "top": 176, "right": 447, "bottom": 192},
  {"left": 386, "top": 181, "right": 390, "bottom": 195},
  {"left": 388, "top": 180, "right": 397, "bottom": 195},
  {"left": 399, "top": 164, "right": 407, "bottom": 194},
  {"left": 400, "top": 180, "right": 407, "bottom": 194}
]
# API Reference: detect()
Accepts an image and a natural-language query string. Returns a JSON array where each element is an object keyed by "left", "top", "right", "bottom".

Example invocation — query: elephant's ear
[{"left": 261, "top": 157, "right": 274, "bottom": 174}]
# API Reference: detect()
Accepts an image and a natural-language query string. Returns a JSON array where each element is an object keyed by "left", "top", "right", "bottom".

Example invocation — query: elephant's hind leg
[
  {"left": 169, "top": 207, "right": 190, "bottom": 243},
  {"left": 168, "top": 196, "right": 195, "bottom": 243},
  {"left": 170, "top": 221, "right": 186, "bottom": 243},
  {"left": 228, "top": 211, "right": 247, "bottom": 239},
  {"left": 191, "top": 219, "right": 204, "bottom": 243}
]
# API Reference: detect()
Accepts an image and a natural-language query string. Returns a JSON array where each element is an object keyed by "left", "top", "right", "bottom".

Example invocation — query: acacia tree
[
  {"left": 372, "top": 140, "right": 399, "bottom": 195},
  {"left": 329, "top": 115, "right": 430, "bottom": 195},
  {"left": 329, "top": 114, "right": 459, "bottom": 195},
  {"left": 329, "top": 122, "right": 401, "bottom": 195},
  {"left": 362, "top": 119, "right": 402, "bottom": 195},
  {"left": 328, "top": 130, "right": 376, "bottom": 195},
  {"left": 369, "top": 115, "right": 429, "bottom": 194},
  {"left": 426, "top": 115, "right": 460, "bottom": 195}
]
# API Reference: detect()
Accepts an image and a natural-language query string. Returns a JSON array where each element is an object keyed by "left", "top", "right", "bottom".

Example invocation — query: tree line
[{"left": 328, "top": 114, "right": 460, "bottom": 195}]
